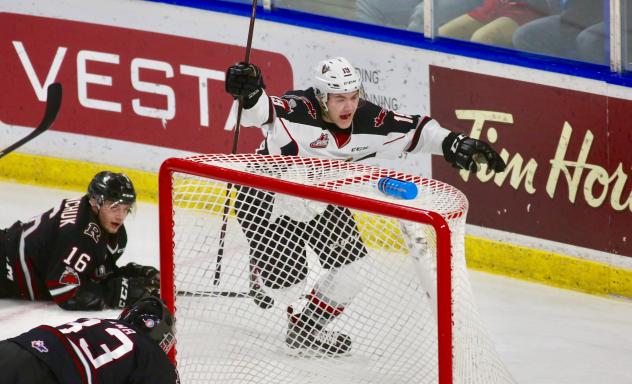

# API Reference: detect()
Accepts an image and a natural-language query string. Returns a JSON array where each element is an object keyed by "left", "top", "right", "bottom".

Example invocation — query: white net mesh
[{"left": 161, "top": 154, "right": 515, "bottom": 384}]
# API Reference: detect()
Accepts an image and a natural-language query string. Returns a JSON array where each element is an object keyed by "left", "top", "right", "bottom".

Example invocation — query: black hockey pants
[{"left": 234, "top": 186, "right": 368, "bottom": 289}]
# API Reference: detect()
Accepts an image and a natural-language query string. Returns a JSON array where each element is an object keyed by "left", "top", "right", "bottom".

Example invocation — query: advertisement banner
[
  {"left": 0, "top": 12, "right": 292, "bottom": 154},
  {"left": 430, "top": 65, "right": 632, "bottom": 257}
]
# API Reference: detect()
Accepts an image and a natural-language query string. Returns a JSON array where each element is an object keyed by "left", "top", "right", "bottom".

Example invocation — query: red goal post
[{"left": 158, "top": 154, "right": 513, "bottom": 384}]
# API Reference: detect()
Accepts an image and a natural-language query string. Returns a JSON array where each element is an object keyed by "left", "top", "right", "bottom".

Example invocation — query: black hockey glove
[
  {"left": 225, "top": 62, "right": 265, "bottom": 109},
  {"left": 59, "top": 282, "right": 107, "bottom": 311},
  {"left": 442, "top": 132, "right": 506, "bottom": 172},
  {"left": 105, "top": 276, "right": 157, "bottom": 308},
  {"left": 116, "top": 262, "right": 160, "bottom": 290}
]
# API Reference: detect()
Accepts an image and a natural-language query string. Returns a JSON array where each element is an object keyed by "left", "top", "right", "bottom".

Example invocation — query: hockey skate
[{"left": 285, "top": 307, "right": 351, "bottom": 356}]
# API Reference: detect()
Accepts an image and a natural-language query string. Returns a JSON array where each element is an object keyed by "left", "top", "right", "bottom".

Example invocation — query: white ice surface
[{"left": 1, "top": 181, "right": 631, "bottom": 384}]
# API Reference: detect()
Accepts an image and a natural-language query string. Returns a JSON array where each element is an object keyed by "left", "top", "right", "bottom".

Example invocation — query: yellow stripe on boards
[
  {"left": 0, "top": 152, "right": 157, "bottom": 203},
  {"left": 466, "top": 235, "right": 632, "bottom": 298}
]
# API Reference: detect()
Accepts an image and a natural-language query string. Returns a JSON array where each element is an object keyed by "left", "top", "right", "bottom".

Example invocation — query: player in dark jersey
[
  {"left": 225, "top": 56, "right": 506, "bottom": 356},
  {"left": 0, "top": 296, "right": 179, "bottom": 383},
  {"left": 0, "top": 171, "right": 159, "bottom": 310}
]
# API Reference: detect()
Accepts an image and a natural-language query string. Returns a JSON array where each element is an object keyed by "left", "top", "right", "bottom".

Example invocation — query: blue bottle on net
[{"left": 376, "top": 177, "right": 418, "bottom": 200}]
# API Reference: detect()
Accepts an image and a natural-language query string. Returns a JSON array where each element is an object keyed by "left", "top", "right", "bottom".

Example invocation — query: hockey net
[{"left": 159, "top": 154, "right": 515, "bottom": 384}]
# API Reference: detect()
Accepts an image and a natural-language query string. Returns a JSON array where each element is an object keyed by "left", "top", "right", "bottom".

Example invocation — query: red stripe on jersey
[
  {"left": 14, "top": 260, "right": 29, "bottom": 300},
  {"left": 383, "top": 135, "right": 406, "bottom": 145},
  {"left": 52, "top": 288, "right": 78, "bottom": 304},
  {"left": 331, "top": 130, "right": 351, "bottom": 148},
  {"left": 278, "top": 119, "right": 299, "bottom": 155},
  {"left": 46, "top": 279, "right": 79, "bottom": 304},
  {"left": 265, "top": 96, "right": 274, "bottom": 125},
  {"left": 405, "top": 116, "right": 432, "bottom": 152},
  {"left": 40, "top": 325, "right": 93, "bottom": 384}
]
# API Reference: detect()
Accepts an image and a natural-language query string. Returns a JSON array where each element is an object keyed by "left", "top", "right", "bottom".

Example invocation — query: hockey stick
[
  {"left": 214, "top": 0, "right": 275, "bottom": 309},
  {"left": 0, "top": 83, "right": 62, "bottom": 160},
  {"left": 177, "top": 289, "right": 308, "bottom": 300},
  {"left": 177, "top": 290, "right": 250, "bottom": 298}
]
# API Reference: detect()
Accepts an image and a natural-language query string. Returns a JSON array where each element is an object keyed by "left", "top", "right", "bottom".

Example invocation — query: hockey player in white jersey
[{"left": 225, "top": 56, "right": 505, "bottom": 356}]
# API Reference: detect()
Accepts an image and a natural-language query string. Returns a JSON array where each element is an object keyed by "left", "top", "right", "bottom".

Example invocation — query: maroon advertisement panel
[
  {"left": 0, "top": 13, "right": 293, "bottom": 153},
  {"left": 430, "top": 65, "right": 632, "bottom": 257}
]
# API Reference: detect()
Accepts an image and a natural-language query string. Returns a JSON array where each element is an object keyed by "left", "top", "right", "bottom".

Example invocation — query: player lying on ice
[
  {"left": 0, "top": 171, "right": 160, "bottom": 310},
  {"left": 225, "top": 56, "right": 506, "bottom": 356},
  {"left": 0, "top": 296, "right": 179, "bottom": 383}
]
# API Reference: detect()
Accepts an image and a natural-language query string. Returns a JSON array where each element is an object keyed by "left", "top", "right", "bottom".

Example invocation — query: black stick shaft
[
  {"left": 230, "top": 0, "right": 258, "bottom": 154},
  {"left": 0, "top": 83, "right": 62, "bottom": 160},
  {"left": 214, "top": 0, "right": 259, "bottom": 286}
]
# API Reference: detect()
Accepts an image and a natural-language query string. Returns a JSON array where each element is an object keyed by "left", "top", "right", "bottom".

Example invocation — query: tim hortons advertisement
[
  {"left": 430, "top": 65, "right": 632, "bottom": 257},
  {"left": 0, "top": 12, "right": 292, "bottom": 153}
]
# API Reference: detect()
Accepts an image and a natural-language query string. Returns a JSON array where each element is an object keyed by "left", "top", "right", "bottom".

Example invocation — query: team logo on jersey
[
  {"left": 84, "top": 222, "right": 101, "bottom": 243},
  {"left": 285, "top": 95, "right": 317, "bottom": 119},
  {"left": 59, "top": 267, "right": 80, "bottom": 286},
  {"left": 310, "top": 133, "right": 329, "bottom": 148},
  {"left": 31, "top": 340, "right": 49, "bottom": 353},
  {"left": 374, "top": 108, "right": 387, "bottom": 128}
]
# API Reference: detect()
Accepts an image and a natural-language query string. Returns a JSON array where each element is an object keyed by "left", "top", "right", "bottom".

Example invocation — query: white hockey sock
[{"left": 301, "top": 257, "right": 369, "bottom": 324}]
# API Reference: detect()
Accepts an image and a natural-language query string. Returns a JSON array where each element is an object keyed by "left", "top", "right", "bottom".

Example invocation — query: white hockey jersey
[{"left": 239, "top": 88, "right": 451, "bottom": 163}]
